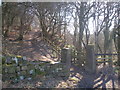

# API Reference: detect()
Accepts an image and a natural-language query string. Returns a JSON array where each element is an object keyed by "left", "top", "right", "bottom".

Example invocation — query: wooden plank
[
  {"left": 95, "top": 53, "right": 118, "bottom": 56},
  {"left": 96, "top": 57, "right": 112, "bottom": 60},
  {"left": 97, "top": 60, "right": 112, "bottom": 63}
]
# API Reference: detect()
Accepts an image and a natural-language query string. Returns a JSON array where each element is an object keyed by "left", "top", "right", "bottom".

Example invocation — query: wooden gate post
[
  {"left": 61, "top": 48, "right": 71, "bottom": 74},
  {"left": 85, "top": 45, "right": 96, "bottom": 73}
]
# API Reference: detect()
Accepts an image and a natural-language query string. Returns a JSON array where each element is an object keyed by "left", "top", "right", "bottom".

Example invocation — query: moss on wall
[{"left": 2, "top": 55, "right": 69, "bottom": 83}]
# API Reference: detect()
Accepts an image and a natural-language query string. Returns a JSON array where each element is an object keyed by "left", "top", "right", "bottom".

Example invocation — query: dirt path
[{"left": 4, "top": 29, "right": 57, "bottom": 62}]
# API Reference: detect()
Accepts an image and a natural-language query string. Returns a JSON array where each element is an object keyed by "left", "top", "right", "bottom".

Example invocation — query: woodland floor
[{"left": 2, "top": 29, "right": 119, "bottom": 89}]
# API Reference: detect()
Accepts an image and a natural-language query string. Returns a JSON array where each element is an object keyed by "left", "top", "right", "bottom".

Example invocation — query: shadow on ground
[{"left": 70, "top": 64, "right": 118, "bottom": 88}]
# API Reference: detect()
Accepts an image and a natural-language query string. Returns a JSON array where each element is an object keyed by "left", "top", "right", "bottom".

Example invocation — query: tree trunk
[
  {"left": 77, "top": 2, "right": 85, "bottom": 66},
  {"left": 73, "top": 12, "right": 78, "bottom": 48},
  {"left": 118, "top": 26, "right": 120, "bottom": 66},
  {"left": 3, "top": 25, "right": 9, "bottom": 38}
]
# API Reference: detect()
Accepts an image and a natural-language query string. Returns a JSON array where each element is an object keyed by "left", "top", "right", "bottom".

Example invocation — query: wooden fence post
[{"left": 85, "top": 45, "right": 96, "bottom": 73}]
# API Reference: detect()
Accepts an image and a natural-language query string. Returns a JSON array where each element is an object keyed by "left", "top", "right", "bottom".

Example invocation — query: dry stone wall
[{"left": 2, "top": 55, "right": 69, "bottom": 83}]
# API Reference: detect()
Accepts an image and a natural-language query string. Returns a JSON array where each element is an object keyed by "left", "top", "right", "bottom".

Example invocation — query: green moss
[
  {"left": 8, "top": 66, "right": 16, "bottom": 73},
  {"left": 2, "top": 56, "right": 6, "bottom": 64},
  {"left": 27, "top": 64, "right": 35, "bottom": 70},
  {"left": 21, "top": 66, "right": 28, "bottom": 71},
  {"left": 20, "top": 71, "right": 26, "bottom": 76},
  {"left": 35, "top": 69, "right": 46, "bottom": 76},
  {"left": 16, "top": 66, "right": 20, "bottom": 71},
  {"left": 5, "top": 64, "right": 13, "bottom": 67},
  {"left": 38, "top": 63, "right": 47, "bottom": 66},
  {"left": 9, "top": 75, "right": 17, "bottom": 80},
  {"left": 0, "top": 63, "right": 2, "bottom": 74},
  {"left": 114, "top": 66, "right": 120, "bottom": 72}
]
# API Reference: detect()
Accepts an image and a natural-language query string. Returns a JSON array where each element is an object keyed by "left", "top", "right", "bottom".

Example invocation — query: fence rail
[
  {"left": 96, "top": 57, "right": 112, "bottom": 60},
  {"left": 97, "top": 60, "right": 112, "bottom": 63},
  {"left": 95, "top": 53, "right": 118, "bottom": 64},
  {"left": 95, "top": 53, "right": 118, "bottom": 56}
]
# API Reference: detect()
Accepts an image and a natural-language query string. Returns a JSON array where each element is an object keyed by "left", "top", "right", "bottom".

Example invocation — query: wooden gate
[
  {"left": 85, "top": 45, "right": 118, "bottom": 73},
  {"left": 95, "top": 53, "right": 118, "bottom": 66}
]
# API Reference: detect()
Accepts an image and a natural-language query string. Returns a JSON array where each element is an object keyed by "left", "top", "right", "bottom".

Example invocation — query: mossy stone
[
  {"left": 8, "top": 66, "right": 16, "bottom": 74},
  {"left": 27, "top": 69, "right": 36, "bottom": 75},
  {"left": 22, "top": 60, "right": 28, "bottom": 64},
  {"left": 20, "top": 71, "right": 26, "bottom": 76},
  {"left": 6, "top": 57, "right": 12, "bottom": 64},
  {"left": 35, "top": 69, "right": 46, "bottom": 75},
  {"left": 9, "top": 74, "right": 17, "bottom": 80},
  {"left": 2, "top": 69, "right": 6, "bottom": 75},
  {"left": 2, "top": 57, "right": 6, "bottom": 64},
  {"left": 21, "top": 66, "right": 28, "bottom": 71},
  {"left": 16, "top": 66, "right": 20, "bottom": 71},
  {"left": 27, "top": 64, "right": 35, "bottom": 70},
  {"left": 35, "top": 65, "right": 39, "bottom": 69}
]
